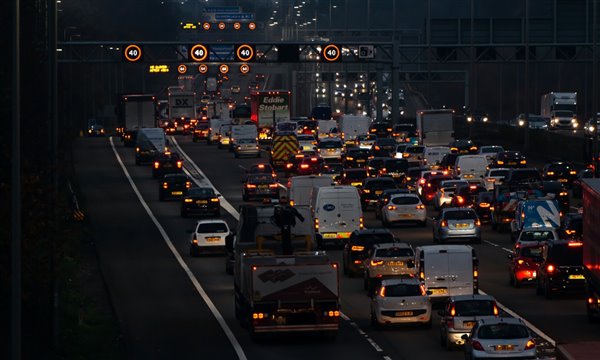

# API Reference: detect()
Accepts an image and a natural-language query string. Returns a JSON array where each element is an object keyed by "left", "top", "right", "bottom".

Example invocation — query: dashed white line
[
  {"left": 109, "top": 137, "right": 248, "bottom": 360},
  {"left": 366, "top": 337, "right": 383, "bottom": 352},
  {"left": 484, "top": 240, "right": 512, "bottom": 253}
]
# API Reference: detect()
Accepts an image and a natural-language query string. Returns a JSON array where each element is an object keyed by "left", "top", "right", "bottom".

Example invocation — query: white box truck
[
  {"left": 417, "top": 109, "right": 455, "bottom": 146},
  {"left": 540, "top": 92, "right": 578, "bottom": 130},
  {"left": 339, "top": 114, "right": 371, "bottom": 145}
]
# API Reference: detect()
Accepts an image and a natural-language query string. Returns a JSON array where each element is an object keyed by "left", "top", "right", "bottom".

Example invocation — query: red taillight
[
  {"left": 419, "top": 178, "right": 426, "bottom": 185},
  {"left": 300, "top": 164, "right": 310, "bottom": 169},
  {"left": 246, "top": 184, "right": 257, "bottom": 189},
  {"left": 371, "top": 260, "right": 384, "bottom": 266},
  {"left": 387, "top": 205, "right": 397, "bottom": 210},
  {"left": 493, "top": 304, "right": 499, "bottom": 316},
  {"left": 457, "top": 196, "right": 465, "bottom": 204},
  {"left": 186, "top": 181, "right": 191, "bottom": 189},
  {"left": 177, "top": 160, "right": 183, "bottom": 168},
  {"left": 525, "top": 339, "right": 536, "bottom": 350},
  {"left": 379, "top": 286, "right": 386, "bottom": 297},
  {"left": 269, "top": 183, "right": 279, "bottom": 188},
  {"left": 441, "top": 220, "right": 448, "bottom": 227},
  {"left": 471, "top": 341, "right": 484, "bottom": 351},
  {"left": 547, "top": 264, "right": 555, "bottom": 273},
  {"left": 154, "top": 162, "right": 160, "bottom": 169},
  {"left": 475, "top": 219, "right": 481, "bottom": 226},
  {"left": 162, "top": 182, "right": 168, "bottom": 189}
]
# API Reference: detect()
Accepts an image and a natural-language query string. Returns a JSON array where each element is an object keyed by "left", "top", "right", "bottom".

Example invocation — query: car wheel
[
  {"left": 491, "top": 220, "right": 498, "bottom": 231},
  {"left": 215, "top": 210, "right": 221, "bottom": 217},
  {"left": 423, "top": 318, "right": 432, "bottom": 329},
  {"left": 371, "top": 311, "right": 381, "bottom": 330},
  {"left": 363, "top": 276, "right": 369, "bottom": 291},
  {"left": 234, "top": 153, "right": 239, "bottom": 158},
  {"left": 472, "top": 237, "right": 481, "bottom": 244},
  {"left": 135, "top": 158, "right": 140, "bottom": 166},
  {"left": 343, "top": 260, "right": 348, "bottom": 275},
  {"left": 256, "top": 152, "right": 261, "bottom": 158},
  {"left": 192, "top": 138, "right": 197, "bottom": 143},
  {"left": 509, "top": 273, "right": 515, "bottom": 286},
  {"left": 159, "top": 193, "right": 165, "bottom": 201},
  {"left": 207, "top": 139, "right": 212, "bottom": 145},
  {"left": 419, "top": 220, "right": 427, "bottom": 227}
]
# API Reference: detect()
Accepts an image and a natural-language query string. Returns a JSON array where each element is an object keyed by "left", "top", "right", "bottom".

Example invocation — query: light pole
[
  {"left": 469, "top": 0, "right": 475, "bottom": 138},
  {"left": 593, "top": 0, "right": 598, "bottom": 176},
  {"left": 523, "top": 0, "right": 530, "bottom": 152}
]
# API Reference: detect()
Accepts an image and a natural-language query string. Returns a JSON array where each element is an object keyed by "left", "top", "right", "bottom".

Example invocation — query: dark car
[
  {"left": 296, "top": 156, "right": 324, "bottom": 175},
  {"left": 405, "top": 166, "right": 430, "bottom": 191},
  {"left": 339, "top": 168, "right": 368, "bottom": 187},
  {"left": 192, "top": 121, "right": 210, "bottom": 142},
  {"left": 504, "top": 168, "right": 542, "bottom": 189},
  {"left": 450, "top": 184, "right": 487, "bottom": 208},
  {"left": 474, "top": 191, "right": 494, "bottom": 222},
  {"left": 464, "top": 109, "right": 490, "bottom": 123},
  {"left": 391, "top": 123, "right": 418, "bottom": 143},
  {"left": 449, "top": 140, "right": 478, "bottom": 154},
  {"left": 573, "top": 168, "right": 594, "bottom": 198},
  {"left": 539, "top": 181, "right": 570, "bottom": 213},
  {"left": 342, "top": 229, "right": 396, "bottom": 277},
  {"left": 422, "top": 174, "right": 453, "bottom": 204},
  {"left": 246, "top": 163, "right": 276, "bottom": 178},
  {"left": 361, "top": 177, "right": 398, "bottom": 210},
  {"left": 440, "top": 153, "right": 461, "bottom": 172},
  {"left": 536, "top": 240, "right": 585, "bottom": 298},
  {"left": 344, "top": 148, "right": 372, "bottom": 168},
  {"left": 87, "top": 124, "right": 105, "bottom": 137},
  {"left": 159, "top": 174, "right": 191, "bottom": 201},
  {"left": 366, "top": 157, "right": 388, "bottom": 178},
  {"left": 371, "top": 138, "right": 397, "bottom": 157},
  {"left": 297, "top": 120, "right": 318, "bottom": 135},
  {"left": 181, "top": 187, "right": 221, "bottom": 217},
  {"left": 152, "top": 152, "right": 183, "bottom": 178},
  {"left": 380, "top": 158, "right": 409, "bottom": 182},
  {"left": 492, "top": 151, "right": 527, "bottom": 168},
  {"left": 560, "top": 213, "right": 583, "bottom": 240},
  {"left": 369, "top": 122, "right": 393, "bottom": 138},
  {"left": 375, "top": 188, "right": 411, "bottom": 219},
  {"left": 542, "top": 162, "right": 577, "bottom": 186},
  {"left": 242, "top": 174, "right": 280, "bottom": 201}
]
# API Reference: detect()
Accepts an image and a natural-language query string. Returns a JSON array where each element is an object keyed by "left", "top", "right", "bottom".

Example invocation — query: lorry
[
  {"left": 540, "top": 92, "right": 578, "bottom": 130},
  {"left": 230, "top": 204, "right": 340, "bottom": 338},
  {"left": 134, "top": 127, "right": 167, "bottom": 165},
  {"left": 117, "top": 94, "right": 158, "bottom": 147},
  {"left": 250, "top": 90, "right": 292, "bottom": 142},
  {"left": 338, "top": 114, "right": 371, "bottom": 145},
  {"left": 509, "top": 199, "right": 561, "bottom": 242},
  {"left": 168, "top": 89, "right": 196, "bottom": 122},
  {"left": 416, "top": 109, "right": 455, "bottom": 146},
  {"left": 582, "top": 179, "right": 600, "bottom": 322},
  {"left": 229, "top": 124, "right": 258, "bottom": 155}
]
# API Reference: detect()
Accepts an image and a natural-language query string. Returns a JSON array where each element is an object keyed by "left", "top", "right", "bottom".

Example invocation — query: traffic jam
[{"left": 117, "top": 86, "right": 599, "bottom": 359}]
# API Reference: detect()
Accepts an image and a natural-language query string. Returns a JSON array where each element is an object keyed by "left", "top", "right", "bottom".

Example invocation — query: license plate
[
  {"left": 569, "top": 274, "right": 585, "bottom": 280},
  {"left": 205, "top": 237, "right": 220, "bottom": 242},
  {"left": 495, "top": 345, "right": 515, "bottom": 351},
  {"left": 395, "top": 311, "right": 413, "bottom": 317},
  {"left": 387, "top": 261, "right": 404, "bottom": 266},
  {"left": 337, "top": 232, "right": 351, "bottom": 238},
  {"left": 258, "top": 185, "right": 268, "bottom": 189},
  {"left": 430, "top": 288, "right": 448, "bottom": 295},
  {"left": 559, "top": 179, "right": 568, "bottom": 183},
  {"left": 196, "top": 200, "right": 208, "bottom": 204},
  {"left": 163, "top": 163, "right": 172, "bottom": 168},
  {"left": 171, "top": 191, "right": 183, "bottom": 195},
  {"left": 454, "top": 223, "right": 469, "bottom": 228},
  {"left": 323, "top": 233, "right": 337, "bottom": 239},
  {"left": 463, "top": 321, "right": 476, "bottom": 328},
  {"left": 400, "top": 214, "right": 414, "bottom": 218},
  {"left": 357, "top": 159, "right": 365, "bottom": 163},
  {"left": 508, "top": 162, "right": 516, "bottom": 166},
  {"left": 375, "top": 190, "right": 383, "bottom": 195}
]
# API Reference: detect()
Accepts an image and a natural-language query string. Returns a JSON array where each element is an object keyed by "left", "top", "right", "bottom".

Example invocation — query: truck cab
[{"left": 510, "top": 199, "right": 561, "bottom": 242}]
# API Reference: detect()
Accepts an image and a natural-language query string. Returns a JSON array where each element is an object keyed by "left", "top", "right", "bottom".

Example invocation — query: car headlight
[
  {"left": 482, "top": 117, "right": 489, "bottom": 122},
  {"left": 589, "top": 126, "right": 595, "bottom": 132},
  {"left": 467, "top": 116, "right": 473, "bottom": 122},
  {"left": 518, "top": 120, "right": 525, "bottom": 126}
]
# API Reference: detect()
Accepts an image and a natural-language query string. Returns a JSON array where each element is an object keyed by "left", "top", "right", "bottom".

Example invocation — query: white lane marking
[
  {"left": 237, "top": 165, "right": 246, "bottom": 171},
  {"left": 383, "top": 356, "right": 393, "bottom": 360},
  {"left": 501, "top": 247, "right": 513, "bottom": 253},
  {"left": 109, "top": 137, "right": 248, "bottom": 360},
  {"left": 478, "top": 289, "right": 556, "bottom": 347},
  {"left": 170, "top": 136, "right": 240, "bottom": 219},
  {"left": 172, "top": 136, "right": 391, "bottom": 358},
  {"left": 484, "top": 240, "right": 512, "bottom": 253}
]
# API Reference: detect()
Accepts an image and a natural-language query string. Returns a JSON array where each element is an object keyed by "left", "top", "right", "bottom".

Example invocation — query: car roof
[
  {"left": 381, "top": 277, "right": 421, "bottom": 286},
  {"left": 449, "top": 294, "right": 496, "bottom": 302},
  {"left": 352, "top": 228, "right": 393, "bottom": 236},
  {"left": 478, "top": 317, "right": 524, "bottom": 327},
  {"left": 389, "top": 193, "right": 419, "bottom": 199},
  {"left": 195, "top": 219, "right": 227, "bottom": 225},
  {"left": 442, "top": 207, "right": 476, "bottom": 213},
  {"left": 373, "top": 242, "right": 412, "bottom": 250}
]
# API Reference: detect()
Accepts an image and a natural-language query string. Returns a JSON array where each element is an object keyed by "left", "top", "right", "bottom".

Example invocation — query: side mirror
[
  {"left": 217, "top": 194, "right": 222, "bottom": 197},
  {"left": 461, "top": 334, "right": 470, "bottom": 340}
]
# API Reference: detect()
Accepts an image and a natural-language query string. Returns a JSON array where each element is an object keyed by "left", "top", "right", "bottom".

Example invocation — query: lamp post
[
  {"left": 523, "top": 0, "right": 530, "bottom": 152},
  {"left": 593, "top": 0, "right": 598, "bottom": 176}
]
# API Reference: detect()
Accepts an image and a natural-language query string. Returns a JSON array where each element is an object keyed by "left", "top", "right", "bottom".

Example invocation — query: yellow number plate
[
  {"left": 569, "top": 274, "right": 585, "bottom": 280},
  {"left": 323, "top": 233, "right": 337, "bottom": 239},
  {"left": 205, "top": 237, "right": 221, "bottom": 242},
  {"left": 463, "top": 321, "right": 476, "bottom": 328},
  {"left": 196, "top": 200, "right": 208, "bottom": 204},
  {"left": 387, "top": 261, "right": 404, "bottom": 266},
  {"left": 430, "top": 288, "right": 448, "bottom": 295},
  {"left": 395, "top": 311, "right": 413, "bottom": 317},
  {"left": 495, "top": 345, "right": 515, "bottom": 351},
  {"left": 455, "top": 223, "right": 469, "bottom": 228},
  {"left": 171, "top": 191, "right": 183, "bottom": 195}
]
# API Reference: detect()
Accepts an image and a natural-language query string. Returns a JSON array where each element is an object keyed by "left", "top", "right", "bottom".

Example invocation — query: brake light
[
  {"left": 371, "top": 260, "right": 384, "bottom": 266},
  {"left": 258, "top": 164, "right": 265, "bottom": 168},
  {"left": 269, "top": 183, "right": 279, "bottom": 188},
  {"left": 419, "top": 178, "right": 426, "bottom": 185},
  {"left": 525, "top": 339, "right": 536, "bottom": 350},
  {"left": 568, "top": 241, "right": 583, "bottom": 247},
  {"left": 315, "top": 218, "right": 319, "bottom": 230},
  {"left": 450, "top": 306, "right": 456, "bottom": 316},
  {"left": 493, "top": 304, "right": 499, "bottom": 316},
  {"left": 570, "top": 170, "right": 577, "bottom": 175},
  {"left": 471, "top": 341, "right": 484, "bottom": 351},
  {"left": 565, "top": 229, "right": 577, "bottom": 235},
  {"left": 479, "top": 202, "right": 490, "bottom": 208},
  {"left": 520, "top": 160, "right": 527, "bottom": 165},
  {"left": 177, "top": 160, "right": 183, "bottom": 168},
  {"left": 547, "top": 264, "right": 555, "bottom": 273},
  {"left": 497, "top": 160, "right": 504, "bottom": 165},
  {"left": 387, "top": 205, "right": 397, "bottom": 210},
  {"left": 351, "top": 245, "right": 365, "bottom": 251},
  {"left": 162, "top": 182, "right": 168, "bottom": 189},
  {"left": 546, "top": 171, "right": 555, "bottom": 176},
  {"left": 186, "top": 181, "right": 191, "bottom": 189},
  {"left": 300, "top": 164, "right": 310, "bottom": 169},
  {"left": 457, "top": 196, "right": 465, "bottom": 204},
  {"left": 210, "top": 197, "right": 219, "bottom": 202},
  {"left": 246, "top": 184, "right": 257, "bottom": 188},
  {"left": 379, "top": 286, "right": 386, "bottom": 297},
  {"left": 154, "top": 162, "right": 160, "bottom": 169},
  {"left": 416, "top": 204, "right": 425, "bottom": 209},
  {"left": 475, "top": 219, "right": 481, "bottom": 226},
  {"left": 374, "top": 146, "right": 381, "bottom": 150},
  {"left": 441, "top": 220, "right": 448, "bottom": 227}
]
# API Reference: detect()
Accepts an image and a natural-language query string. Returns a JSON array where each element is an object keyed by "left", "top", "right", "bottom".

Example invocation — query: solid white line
[
  {"left": 109, "top": 137, "right": 248, "bottom": 360},
  {"left": 478, "top": 289, "right": 556, "bottom": 347}
]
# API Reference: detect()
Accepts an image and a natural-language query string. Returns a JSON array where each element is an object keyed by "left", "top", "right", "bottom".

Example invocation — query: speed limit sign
[
  {"left": 322, "top": 44, "right": 341, "bottom": 62},
  {"left": 123, "top": 44, "right": 143, "bottom": 62},
  {"left": 189, "top": 44, "right": 208, "bottom": 62},
  {"left": 236, "top": 44, "right": 255, "bottom": 62}
]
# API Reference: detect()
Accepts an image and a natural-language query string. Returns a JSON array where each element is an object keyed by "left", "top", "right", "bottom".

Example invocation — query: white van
[
  {"left": 424, "top": 146, "right": 450, "bottom": 167},
  {"left": 415, "top": 245, "right": 478, "bottom": 301},
  {"left": 135, "top": 128, "right": 167, "bottom": 164},
  {"left": 208, "top": 118, "right": 228, "bottom": 145},
  {"left": 338, "top": 114, "right": 371, "bottom": 145},
  {"left": 312, "top": 186, "right": 363, "bottom": 247},
  {"left": 288, "top": 175, "right": 334, "bottom": 207},
  {"left": 317, "top": 119, "right": 338, "bottom": 139},
  {"left": 454, "top": 155, "right": 489, "bottom": 180}
]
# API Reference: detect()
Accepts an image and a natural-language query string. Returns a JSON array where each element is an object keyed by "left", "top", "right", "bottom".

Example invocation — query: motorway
[{"left": 73, "top": 135, "right": 600, "bottom": 359}]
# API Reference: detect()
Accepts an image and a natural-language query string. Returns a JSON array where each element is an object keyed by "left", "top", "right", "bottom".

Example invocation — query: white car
[
  {"left": 477, "top": 145, "right": 504, "bottom": 162},
  {"left": 463, "top": 318, "right": 536, "bottom": 359},
  {"left": 515, "top": 227, "right": 558, "bottom": 248},
  {"left": 370, "top": 278, "right": 432, "bottom": 328},
  {"left": 189, "top": 219, "right": 231, "bottom": 257},
  {"left": 381, "top": 193, "right": 427, "bottom": 227},
  {"left": 297, "top": 134, "right": 317, "bottom": 151},
  {"left": 355, "top": 134, "right": 377, "bottom": 149},
  {"left": 394, "top": 144, "right": 409, "bottom": 159},
  {"left": 434, "top": 180, "right": 468, "bottom": 210},
  {"left": 483, "top": 168, "right": 510, "bottom": 191}
]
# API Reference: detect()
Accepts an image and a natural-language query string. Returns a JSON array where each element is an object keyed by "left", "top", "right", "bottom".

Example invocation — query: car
[
  {"left": 87, "top": 124, "right": 105, "bottom": 136},
  {"left": 159, "top": 174, "right": 191, "bottom": 201},
  {"left": 321, "top": 162, "right": 343, "bottom": 180},
  {"left": 370, "top": 278, "right": 432, "bottom": 328},
  {"left": 449, "top": 184, "right": 487, "bottom": 208},
  {"left": 242, "top": 174, "right": 280, "bottom": 201},
  {"left": 391, "top": 123, "right": 419, "bottom": 144},
  {"left": 440, "top": 153, "right": 461, "bottom": 172},
  {"left": 296, "top": 156, "right": 324, "bottom": 175},
  {"left": 473, "top": 191, "right": 494, "bottom": 223},
  {"left": 246, "top": 163, "right": 276, "bottom": 177},
  {"left": 416, "top": 169, "right": 449, "bottom": 196},
  {"left": 342, "top": 229, "right": 396, "bottom": 277},
  {"left": 539, "top": 180, "right": 570, "bottom": 213},
  {"left": 583, "top": 116, "right": 600, "bottom": 137},
  {"left": 432, "top": 208, "right": 482, "bottom": 244},
  {"left": 507, "top": 242, "right": 544, "bottom": 287},
  {"left": 477, "top": 145, "right": 504, "bottom": 162},
  {"left": 504, "top": 168, "right": 542, "bottom": 189},
  {"left": 192, "top": 122, "right": 210, "bottom": 142},
  {"left": 490, "top": 151, "right": 527, "bottom": 168},
  {"left": 463, "top": 318, "right": 536, "bottom": 359},
  {"left": 572, "top": 168, "right": 594, "bottom": 198},
  {"left": 366, "top": 157, "right": 387, "bottom": 177},
  {"left": 297, "top": 134, "right": 317, "bottom": 151},
  {"left": 234, "top": 138, "right": 261, "bottom": 158},
  {"left": 449, "top": 139, "right": 478, "bottom": 154},
  {"left": 296, "top": 120, "right": 318, "bottom": 135},
  {"left": 402, "top": 145, "right": 426, "bottom": 166},
  {"left": 189, "top": 219, "right": 232, "bottom": 257},
  {"left": 560, "top": 212, "right": 583, "bottom": 240},
  {"left": 514, "top": 227, "right": 558, "bottom": 248},
  {"left": 536, "top": 239, "right": 585, "bottom": 298},
  {"left": 317, "top": 137, "right": 344, "bottom": 160},
  {"left": 393, "top": 144, "right": 409, "bottom": 159},
  {"left": 374, "top": 188, "right": 411, "bottom": 219},
  {"left": 371, "top": 138, "right": 397, "bottom": 157},
  {"left": 483, "top": 168, "right": 510, "bottom": 191},
  {"left": 355, "top": 134, "right": 377, "bottom": 149},
  {"left": 338, "top": 168, "right": 368, "bottom": 187},
  {"left": 231, "top": 85, "right": 241, "bottom": 94},
  {"left": 343, "top": 148, "right": 372, "bottom": 168},
  {"left": 542, "top": 161, "right": 577, "bottom": 186},
  {"left": 361, "top": 177, "right": 398, "bottom": 210},
  {"left": 438, "top": 294, "right": 499, "bottom": 349},
  {"left": 381, "top": 193, "right": 427, "bottom": 227},
  {"left": 464, "top": 109, "right": 489, "bottom": 123},
  {"left": 379, "top": 158, "right": 409, "bottom": 182},
  {"left": 368, "top": 121, "right": 392, "bottom": 138},
  {"left": 405, "top": 166, "right": 430, "bottom": 191},
  {"left": 514, "top": 113, "right": 549, "bottom": 129},
  {"left": 363, "top": 243, "right": 416, "bottom": 292},
  {"left": 434, "top": 180, "right": 469, "bottom": 210},
  {"left": 422, "top": 174, "right": 453, "bottom": 204},
  {"left": 152, "top": 152, "right": 183, "bottom": 178},
  {"left": 181, "top": 187, "right": 221, "bottom": 218}
]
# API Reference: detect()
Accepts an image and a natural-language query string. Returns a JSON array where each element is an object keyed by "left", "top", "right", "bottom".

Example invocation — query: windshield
[
  {"left": 444, "top": 210, "right": 477, "bottom": 220},
  {"left": 481, "top": 147, "right": 502, "bottom": 153},
  {"left": 248, "top": 174, "right": 275, "bottom": 183},
  {"left": 384, "top": 284, "right": 422, "bottom": 297},
  {"left": 510, "top": 170, "right": 540, "bottom": 182},
  {"left": 355, "top": 233, "right": 395, "bottom": 246},
  {"left": 365, "top": 180, "right": 397, "bottom": 190},
  {"left": 196, "top": 222, "right": 228, "bottom": 233},
  {"left": 478, "top": 324, "right": 529, "bottom": 339},
  {"left": 375, "top": 247, "right": 414, "bottom": 258},
  {"left": 520, "top": 231, "right": 555, "bottom": 241},
  {"left": 518, "top": 246, "right": 543, "bottom": 259},
  {"left": 188, "top": 188, "right": 215, "bottom": 197},
  {"left": 238, "top": 139, "right": 255, "bottom": 144},
  {"left": 377, "top": 139, "right": 397, "bottom": 146},
  {"left": 391, "top": 196, "right": 419, "bottom": 205},
  {"left": 490, "top": 170, "right": 509, "bottom": 177},
  {"left": 298, "top": 135, "right": 315, "bottom": 141},
  {"left": 358, "top": 135, "right": 376, "bottom": 141},
  {"left": 277, "top": 123, "right": 297, "bottom": 132},
  {"left": 550, "top": 245, "right": 583, "bottom": 266},
  {"left": 454, "top": 300, "right": 496, "bottom": 316}
]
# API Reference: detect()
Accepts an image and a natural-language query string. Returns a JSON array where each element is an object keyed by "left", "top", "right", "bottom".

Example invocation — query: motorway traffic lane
[{"left": 175, "top": 135, "right": 600, "bottom": 356}]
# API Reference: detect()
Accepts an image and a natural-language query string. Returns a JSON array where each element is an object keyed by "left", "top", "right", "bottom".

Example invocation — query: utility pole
[
  {"left": 523, "top": 0, "right": 531, "bottom": 152},
  {"left": 11, "top": 0, "right": 22, "bottom": 358},
  {"left": 593, "top": 0, "right": 599, "bottom": 176},
  {"left": 469, "top": 0, "right": 475, "bottom": 138}
]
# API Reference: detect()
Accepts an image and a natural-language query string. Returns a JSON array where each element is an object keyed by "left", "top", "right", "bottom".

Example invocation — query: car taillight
[
  {"left": 186, "top": 181, "right": 191, "bottom": 189},
  {"left": 547, "top": 264, "right": 555, "bottom": 273},
  {"left": 419, "top": 178, "right": 426, "bottom": 185},
  {"left": 351, "top": 245, "right": 365, "bottom": 251},
  {"left": 387, "top": 205, "right": 397, "bottom": 210},
  {"left": 210, "top": 197, "right": 219, "bottom": 202},
  {"left": 547, "top": 171, "right": 555, "bottom": 176},
  {"left": 493, "top": 304, "right": 499, "bottom": 316},
  {"left": 475, "top": 219, "right": 481, "bottom": 226},
  {"left": 177, "top": 161, "right": 183, "bottom": 168},
  {"left": 379, "top": 286, "right": 386, "bottom": 297},
  {"left": 371, "top": 260, "right": 384, "bottom": 266},
  {"left": 457, "top": 196, "right": 465, "bottom": 204},
  {"left": 246, "top": 184, "right": 257, "bottom": 188},
  {"left": 269, "top": 183, "right": 279, "bottom": 188},
  {"left": 441, "top": 220, "right": 448, "bottom": 227},
  {"left": 525, "top": 339, "right": 535, "bottom": 350},
  {"left": 471, "top": 341, "right": 484, "bottom": 351},
  {"left": 359, "top": 217, "right": 364, "bottom": 229},
  {"left": 416, "top": 204, "right": 425, "bottom": 209},
  {"left": 300, "top": 164, "right": 310, "bottom": 169},
  {"left": 154, "top": 162, "right": 160, "bottom": 169}
]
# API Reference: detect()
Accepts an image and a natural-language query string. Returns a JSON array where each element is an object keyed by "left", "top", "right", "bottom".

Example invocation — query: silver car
[
  {"left": 433, "top": 208, "right": 482, "bottom": 244},
  {"left": 370, "top": 278, "right": 432, "bottom": 328},
  {"left": 234, "top": 138, "right": 261, "bottom": 158},
  {"left": 463, "top": 318, "right": 536, "bottom": 359},
  {"left": 434, "top": 180, "right": 468, "bottom": 210},
  {"left": 439, "top": 294, "right": 500, "bottom": 349}
]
